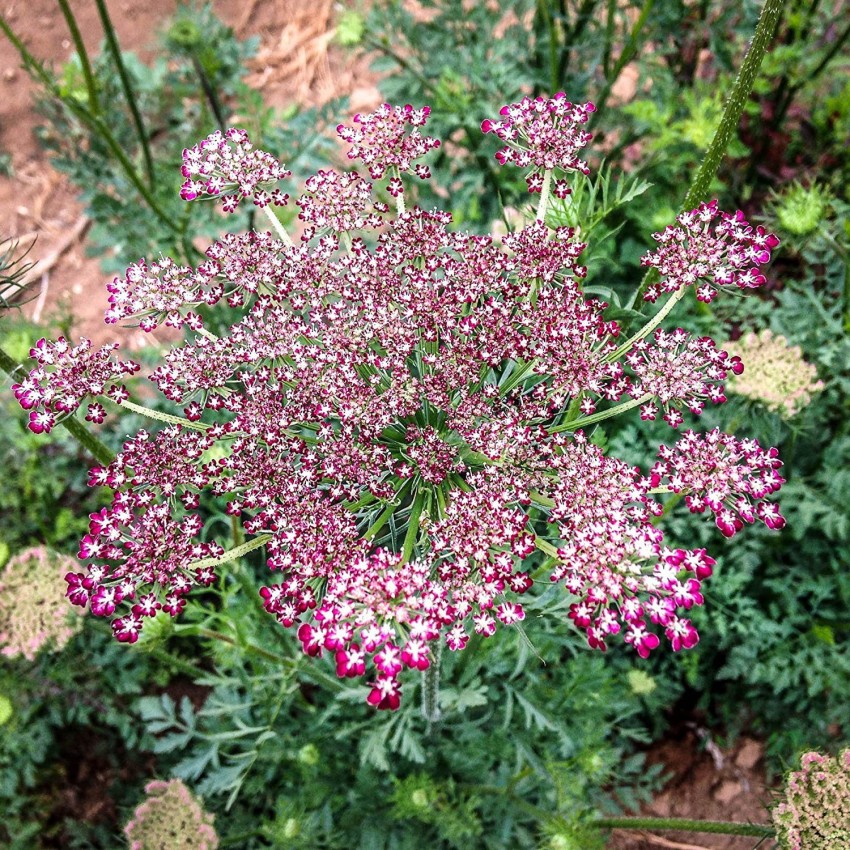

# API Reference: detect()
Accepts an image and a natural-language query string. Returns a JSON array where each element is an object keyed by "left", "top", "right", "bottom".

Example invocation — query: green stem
[
  {"left": 196, "top": 628, "right": 294, "bottom": 666},
  {"left": 187, "top": 533, "right": 273, "bottom": 570},
  {"left": 592, "top": 816, "right": 774, "bottom": 838},
  {"left": 0, "top": 344, "right": 116, "bottom": 465},
  {"left": 0, "top": 14, "right": 175, "bottom": 230},
  {"left": 534, "top": 536, "right": 560, "bottom": 558},
  {"left": 536, "top": 169, "right": 552, "bottom": 223},
  {"left": 260, "top": 205, "right": 294, "bottom": 246},
  {"left": 191, "top": 54, "right": 227, "bottom": 132},
  {"left": 602, "top": 0, "right": 617, "bottom": 79},
  {"left": 363, "top": 479, "right": 412, "bottom": 541},
  {"left": 401, "top": 488, "right": 425, "bottom": 562},
  {"left": 683, "top": 0, "right": 783, "bottom": 213},
  {"left": 93, "top": 0, "right": 155, "bottom": 187},
  {"left": 119, "top": 398, "right": 210, "bottom": 431},
  {"left": 536, "top": 0, "right": 560, "bottom": 94},
  {"left": 55, "top": 0, "right": 101, "bottom": 116},
  {"left": 609, "top": 289, "right": 686, "bottom": 363},
  {"left": 548, "top": 393, "right": 653, "bottom": 433},
  {"left": 421, "top": 639, "right": 443, "bottom": 730}
]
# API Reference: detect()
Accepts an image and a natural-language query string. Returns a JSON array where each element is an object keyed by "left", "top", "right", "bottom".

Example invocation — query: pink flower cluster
[
  {"left": 640, "top": 200, "right": 780, "bottom": 303},
  {"left": 651, "top": 428, "right": 786, "bottom": 537},
  {"left": 12, "top": 337, "right": 138, "bottom": 433},
  {"left": 481, "top": 93, "right": 595, "bottom": 192},
  {"left": 773, "top": 749, "right": 850, "bottom": 850},
  {"left": 180, "top": 127, "right": 291, "bottom": 212},
  {"left": 626, "top": 328, "right": 743, "bottom": 427},
  {"left": 15, "top": 101, "right": 786, "bottom": 709},
  {"left": 336, "top": 103, "right": 441, "bottom": 183}
]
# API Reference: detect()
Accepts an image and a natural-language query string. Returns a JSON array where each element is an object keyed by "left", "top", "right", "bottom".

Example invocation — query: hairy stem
[
  {"left": 187, "top": 534, "right": 273, "bottom": 570},
  {"left": 421, "top": 639, "right": 443, "bottom": 730},
  {"left": 119, "top": 398, "right": 210, "bottom": 431},
  {"left": 260, "top": 205, "right": 294, "bottom": 246},
  {"left": 592, "top": 816, "right": 774, "bottom": 838},
  {"left": 629, "top": 0, "right": 784, "bottom": 307},
  {"left": 536, "top": 169, "right": 553, "bottom": 222}
]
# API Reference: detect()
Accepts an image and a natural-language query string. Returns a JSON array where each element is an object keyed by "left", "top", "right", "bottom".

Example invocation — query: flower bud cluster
[
  {"left": 0, "top": 547, "right": 82, "bottom": 660},
  {"left": 15, "top": 101, "right": 786, "bottom": 708},
  {"left": 723, "top": 329, "right": 824, "bottom": 417},
  {"left": 124, "top": 778, "right": 218, "bottom": 850},
  {"left": 641, "top": 200, "right": 780, "bottom": 303},
  {"left": 772, "top": 750, "right": 850, "bottom": 850}
]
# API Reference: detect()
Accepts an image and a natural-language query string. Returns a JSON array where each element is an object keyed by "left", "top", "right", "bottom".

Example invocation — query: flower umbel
[
  {"left": 772, "top": 749, "right": 850, "bottom": 850},
  {"left": 0, "top": 547, "right": 82, "bottom": 660},
  {"left": 15, "top": 99, "right": 785, "bottom": 709},
  {"left": 124, "top": 778, "right": 218, "bottom": 850},
  {"left": 723, "top": 328, "right": 824, "bottom": 417}
]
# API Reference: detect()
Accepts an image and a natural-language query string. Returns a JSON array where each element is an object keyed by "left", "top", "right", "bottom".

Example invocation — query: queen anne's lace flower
[
  {"left": 724, "top": 329, "right": 824, "bottom": 416},
  {"left": 641, "top": 200, "right": 780, "bottom": 303},
  {"left": 0, "top": 547, "right": 82, "bottom": 660},
  {"left": 336, "top": 103, "right": 441, "bottom": 181},
  {"left": 180, "top": 127, "right": 291, "bottom": 212},
  {"left": 481, "top": 93, "right": 595, "bottom": 191},
  {"left": 124, "top": 779, "right": 218, "bottom": 850},
  {"left": 15, "top": 102, "right": 785, "bottom": 709},
  {"left": 772, "top": 750, "right": 850, "bottom": 850},
  {"left": 12, "top": 337, "right": 138, "bottom": 432}
]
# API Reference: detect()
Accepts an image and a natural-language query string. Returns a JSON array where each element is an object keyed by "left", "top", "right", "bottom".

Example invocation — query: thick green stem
[
  {"left": 56, "top": 0, "right": 101, "bottom": 116},
  {"left": 548, "top": 393, "right": 653, "bottom": 433},
  {"left": 119, "top": 398, "right": 210, "bottom": 431},
  {"left": 187, "top": 534, "right": 273, "bottom": 571},
  {"left": 0, "top": 344, "right": 116, "bottom": 465},
  {"left": 683, "top": 0, "right": 783, "bottom": 213},
  {"left": 260, "top": 205, "right": 294, "bottom": 247},
  {"left": 592, "top": 816, "right": 774, "bottom": 838},
  {"left": 629, "top": 0, "right": 784, "bottom": 307},
  {"left": 93, "top": 0, "right": 155, "bottom": 188},
  {"left": 421, "top": 639, "right": 443, "bottom": 730},
  {"left": 536, "top": 169, "right": 553, "bottom": 223}
]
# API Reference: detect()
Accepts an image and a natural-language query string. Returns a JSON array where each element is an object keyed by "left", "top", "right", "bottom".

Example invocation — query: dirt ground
[
  {"left": 0, "top": 0, "right": 378, "bottom": 346},
  {"left": 0, "top": 2, "right": 780, "bottom": 847}
]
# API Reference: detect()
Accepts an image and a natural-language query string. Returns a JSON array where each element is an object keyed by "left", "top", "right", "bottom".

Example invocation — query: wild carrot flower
[
  {"left": 11, "top": 337, "right": 138, "bottom": 433},
  {"left": 124, "top": 778, "right": 218, "bottom": 850},
  {"left": 0, "top": 547, "right": 82, "bottom": 660},
  {"left": 640, "top": 200, "right": 780, "bottom": 303},
  {"left": 772, "top": 750, "right": 850, "bottom": 850},
  {"left": 180, "top": 127, "right": 291, "bottom": 212},
  {"left": 13, "top": 101, "right": 785, "bottom": 708},
  {"left": 723, "top": 329, "right": 824, "bottom": 416},
  {"left": 481, "top": 93, "right": 595, "bottom": 192}
]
